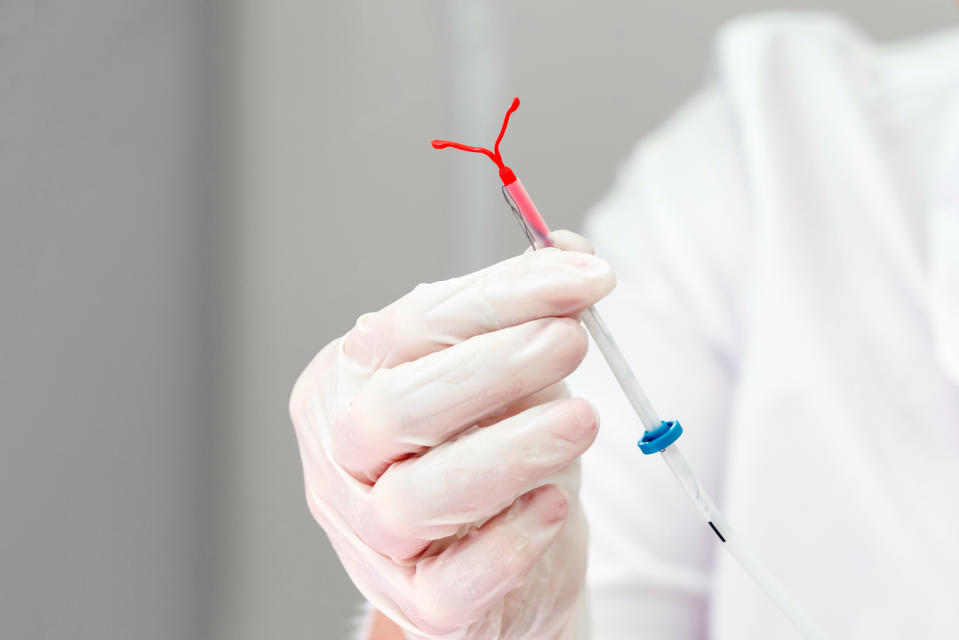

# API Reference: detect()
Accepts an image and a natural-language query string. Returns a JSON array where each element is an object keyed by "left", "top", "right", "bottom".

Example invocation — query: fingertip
[
  {"left": 538, "top": 317, "right": 589, "bottom": 374},
  {"left": 551, "top": 230, "right": 595, "bottom": 254},
  {"left": 527, "top": 484, "right": 570, "bottom": 526},
  {"left": 578, "top": 251, "right": 613, "bottom": 279},
  {"left": 558, "top": 252, "right": 615, "bottom": 296},
  {"left": 584, "top": 398, "right": 601, "bottom": 429},
  {"left": 567, "top": 397, "right": 601, "bottom": 438},
  {"left": 596, "top": 261, "right": 617, "bottom": 299},
  {"left": 540, "top": 397, "right": 598, "bottom": 456}
]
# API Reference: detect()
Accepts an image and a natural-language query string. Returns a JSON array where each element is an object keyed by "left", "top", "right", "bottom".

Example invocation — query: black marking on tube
[{"left": 708, "top": 521, "right": 726, "bottom": 543}]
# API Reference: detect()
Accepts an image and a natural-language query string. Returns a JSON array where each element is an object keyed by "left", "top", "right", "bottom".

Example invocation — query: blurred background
[{"left": 2, "top": 1, "right": 956, "bottom": 638}]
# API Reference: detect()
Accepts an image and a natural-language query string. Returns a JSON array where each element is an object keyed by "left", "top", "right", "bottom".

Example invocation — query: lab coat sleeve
[{"left": 569, "top": 85, "right": 753, "bottom": 639}]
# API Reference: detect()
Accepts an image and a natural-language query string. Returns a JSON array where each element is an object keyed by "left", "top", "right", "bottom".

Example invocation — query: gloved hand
[{"left": 289, "top": 231, "right": 615, "bottom": 639}]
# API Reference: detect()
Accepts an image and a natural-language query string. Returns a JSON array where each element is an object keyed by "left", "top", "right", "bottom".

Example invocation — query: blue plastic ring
[{"left": 638, "top": 420, "right": 683, "bottom": 454}]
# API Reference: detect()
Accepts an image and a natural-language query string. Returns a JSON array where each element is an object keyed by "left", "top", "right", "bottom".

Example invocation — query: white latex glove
[{"left": 289, "top": 232, "right": 615, "bottom": 639}]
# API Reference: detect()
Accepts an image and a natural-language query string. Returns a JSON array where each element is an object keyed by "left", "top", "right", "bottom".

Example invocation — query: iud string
[{"left": 431, "top": 97, "right": 828, "bottom": 640}]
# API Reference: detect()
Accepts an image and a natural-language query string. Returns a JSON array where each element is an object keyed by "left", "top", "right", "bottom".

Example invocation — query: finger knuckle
[
  {"left": 369, "top": 478, "right": 416, "bottom": 539},
  {"left": 329, "top": 403, "right": 379, "bottom": 474},
  {"left": 471, "top": 273, "right": 505, "bottom": 331},
  {"left": 330, "top": 372, "right": 401, "bottom": 471},
  {"left": 356, "top": 303, "right": 423, "bottom": 368},
  {"left": 408, "top": 589, "right": 470, "bottom": 637},
  {"left": 288, "top": 341, "right": 338, "bottom": 425},
  {"left": 288, "top": 376, "right": 309, "bottom": 425},
  {"left": 342, "top": 310, "right": 388, "bottom": 365},
  {"left": 349, "top": 369, "right": 402, "bottom": 435},
  {"left": 303, "top": 482, "right": 330, "bottom": 528}
]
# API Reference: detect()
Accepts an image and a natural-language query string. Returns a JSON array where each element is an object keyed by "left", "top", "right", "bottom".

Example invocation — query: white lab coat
[{"left": 573, "top": 12, "right": 959, "bottom": 639}]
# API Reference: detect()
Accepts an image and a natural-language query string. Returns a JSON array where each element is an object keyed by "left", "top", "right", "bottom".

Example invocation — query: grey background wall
[
  {"left": 1, "top": 2, "right": 210, "bottom": 639},
  {"left": 2, "top": 1, "right": 956, "bottom": 638}
]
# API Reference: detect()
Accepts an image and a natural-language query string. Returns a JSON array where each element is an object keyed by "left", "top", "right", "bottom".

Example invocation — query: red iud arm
[
  {"left": 431, "top": 97, "right": 519, "bottom": 186},
  {"left": 431, "top": 96, "right": 554, "bottom": 248}
]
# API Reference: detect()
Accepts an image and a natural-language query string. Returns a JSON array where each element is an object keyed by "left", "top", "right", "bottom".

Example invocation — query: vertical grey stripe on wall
[{"left": 446, "top": 0, "right": 506, "bottom": 273}]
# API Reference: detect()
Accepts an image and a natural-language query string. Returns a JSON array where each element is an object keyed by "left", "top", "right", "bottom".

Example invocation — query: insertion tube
[
  {"left": 433, "top": 97, "right": 828, "bottom": 640},
  {"left": 502, "top": 179, "right": 827, "bottom": 640}
]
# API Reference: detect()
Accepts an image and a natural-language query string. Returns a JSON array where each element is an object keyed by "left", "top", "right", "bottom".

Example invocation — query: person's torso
[{"left": 709, "top": 15, "right": 959, "bottom": 638}]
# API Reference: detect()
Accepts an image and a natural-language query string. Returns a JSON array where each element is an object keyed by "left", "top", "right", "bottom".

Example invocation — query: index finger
[{"left": 342, "top": 236, "right": 614, "bottom": 373}]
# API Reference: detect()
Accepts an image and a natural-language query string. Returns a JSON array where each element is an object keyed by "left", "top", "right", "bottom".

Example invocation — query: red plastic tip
[{"left": 430, "top": 96, "right": 521, "bottom": 185}]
